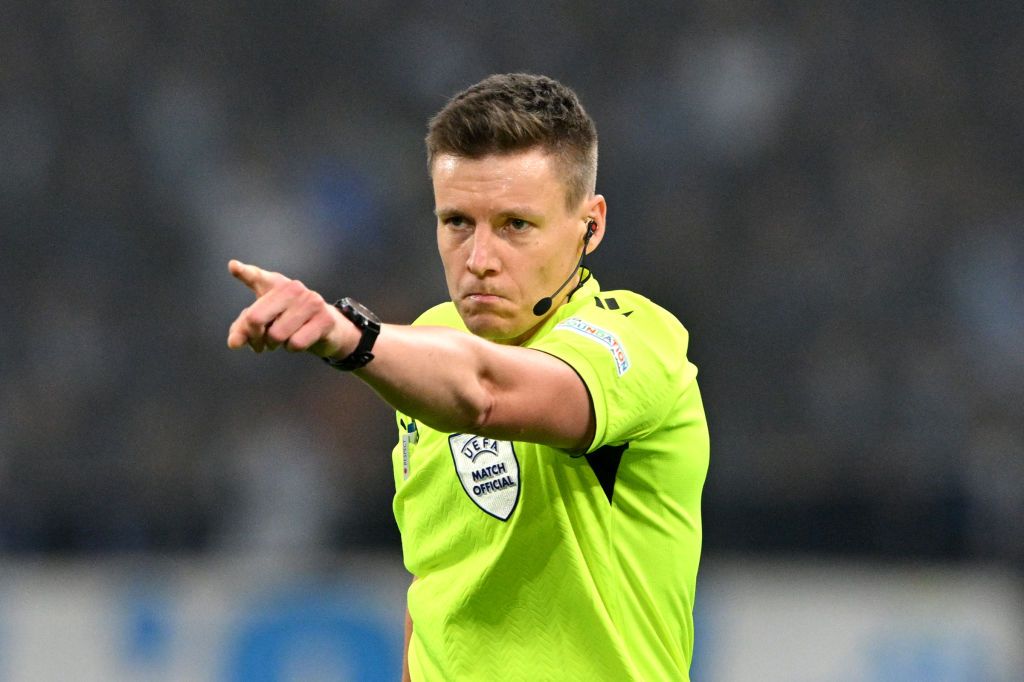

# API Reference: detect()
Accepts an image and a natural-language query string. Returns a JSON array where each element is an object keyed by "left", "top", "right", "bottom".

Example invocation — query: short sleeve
[{"left": 530, "top": 307, "right": 696, "bottom": 454}]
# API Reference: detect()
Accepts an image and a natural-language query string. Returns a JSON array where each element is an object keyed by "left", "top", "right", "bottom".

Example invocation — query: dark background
[{"left": 2, "top": 1, "right": 1022, "bottom": 568}]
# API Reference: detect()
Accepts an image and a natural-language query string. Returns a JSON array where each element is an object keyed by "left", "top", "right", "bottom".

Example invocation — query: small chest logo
[{"left": 448, "top": 434, "right": 520, "bottom": 521}]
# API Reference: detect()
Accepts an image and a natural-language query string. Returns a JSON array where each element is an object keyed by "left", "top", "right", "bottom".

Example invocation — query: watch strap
[{"left": 323, "top": 298, "right": 380, "bottom": 371}]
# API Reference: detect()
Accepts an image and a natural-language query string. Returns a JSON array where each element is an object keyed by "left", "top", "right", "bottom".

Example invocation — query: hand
[{"left": 226, "top": 260, "right": 356, "bottom": 358}]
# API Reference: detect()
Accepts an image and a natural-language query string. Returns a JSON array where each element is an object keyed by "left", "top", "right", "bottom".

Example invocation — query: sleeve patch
[{"left": 554, "top": 317, "right": 631, "bottom": 375}]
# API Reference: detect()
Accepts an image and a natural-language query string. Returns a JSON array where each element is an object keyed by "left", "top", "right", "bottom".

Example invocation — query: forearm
[
  {"left": 351, "top": 323, "right": 591, "bottom": 449},
  {"left": 354, "top": 324, "right": 498, "bottom": 435},
  {"left": 402, "top": 599, "right": 413, "bottom": 681},
  {"left": 403, "top": 575, "right": 416, "bottom": 682}
]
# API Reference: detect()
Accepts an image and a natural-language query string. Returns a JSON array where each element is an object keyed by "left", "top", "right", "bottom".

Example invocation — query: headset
[{"left": 532, "top": 220, "right": 596, "bottom": 316}]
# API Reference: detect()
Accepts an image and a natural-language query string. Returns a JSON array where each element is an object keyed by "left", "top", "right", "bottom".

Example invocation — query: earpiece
[{"left": 532, "top": 220, "right": 598, "bottom": 317}]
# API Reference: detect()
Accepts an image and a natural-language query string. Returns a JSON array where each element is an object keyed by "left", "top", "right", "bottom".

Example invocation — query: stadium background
[{"left": 1, "top": 1, "right": 1022, "bottom": 679}]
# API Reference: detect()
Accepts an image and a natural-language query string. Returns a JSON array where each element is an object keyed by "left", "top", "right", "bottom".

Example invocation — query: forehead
[{"left": 431, "top": 149, "right": 569, "bottom": 212}]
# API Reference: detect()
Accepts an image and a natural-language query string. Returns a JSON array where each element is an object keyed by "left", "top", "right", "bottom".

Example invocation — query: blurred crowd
[{"left": 1, "top": 1, "right": 1022, "bottom": 565}]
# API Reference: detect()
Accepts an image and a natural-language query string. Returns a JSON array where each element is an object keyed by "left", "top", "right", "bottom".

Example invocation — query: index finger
[{"left": 228, "top": 259, "right": 284, "bottom": 297}]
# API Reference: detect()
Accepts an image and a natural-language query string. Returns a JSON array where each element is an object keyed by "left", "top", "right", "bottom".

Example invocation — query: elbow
[
  {"left": 450, "top": 367, "right": 498, "bottom": 434},
  {"left": 467, "top": 391, "right": 496, "bottom": 434},
  {"left": 450, "top": 389, "right": 495, "bottom": 435},
  {"left": 420, "top": 386, "right": 496, "bottom": 436}
]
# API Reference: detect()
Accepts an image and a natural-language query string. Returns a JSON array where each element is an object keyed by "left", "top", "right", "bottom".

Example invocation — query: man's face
[{"left": 432, "top": 149, "right": 603, "bottom": 345}]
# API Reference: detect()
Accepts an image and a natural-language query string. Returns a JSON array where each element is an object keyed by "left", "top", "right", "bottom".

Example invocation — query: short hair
[{"left": 426, "top": 73, "right": 598, "bottom": 210}]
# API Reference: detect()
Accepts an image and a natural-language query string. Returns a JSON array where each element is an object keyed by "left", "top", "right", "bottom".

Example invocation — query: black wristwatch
[{"left": 323, "top": 297, "right": 381, "bottom": 371}]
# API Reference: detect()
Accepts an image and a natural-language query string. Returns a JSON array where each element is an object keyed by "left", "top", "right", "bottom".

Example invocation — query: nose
[{"left": 466, "top": 226, "right": 500, "bottom": 277}]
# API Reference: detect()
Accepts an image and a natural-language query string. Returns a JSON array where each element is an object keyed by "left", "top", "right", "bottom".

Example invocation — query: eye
[
  {"left": 506, "top": 218, "right": 531, "bottom": 232},
  {"left": 443, "top": 215, "right": 468, "bottom": 228}
]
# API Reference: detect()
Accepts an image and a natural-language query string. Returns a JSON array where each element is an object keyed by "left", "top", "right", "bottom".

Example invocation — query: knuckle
[
  {"left": 316, "top": 310, "right": 335, "bottom": 329},
  {"left": 300, "top": 288, "right": 323, "bottom": 307},
  {"left": 244, "top": 307, "right": 268, "bottom": 327}
]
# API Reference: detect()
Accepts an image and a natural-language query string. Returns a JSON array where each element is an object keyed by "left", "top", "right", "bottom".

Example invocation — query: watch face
[{"left": 342, "top": 298, "right": 381, "bottom": 325}]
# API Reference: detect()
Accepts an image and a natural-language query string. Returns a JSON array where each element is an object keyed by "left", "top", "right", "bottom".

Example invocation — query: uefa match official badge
[{"left": 448, "top": 434, "right": 520, "bottom": 521}]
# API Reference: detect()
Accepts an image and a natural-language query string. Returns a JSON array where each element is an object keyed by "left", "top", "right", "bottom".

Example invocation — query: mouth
[{"left": 463, "top": 292, "right": 505, "bottom": 304}]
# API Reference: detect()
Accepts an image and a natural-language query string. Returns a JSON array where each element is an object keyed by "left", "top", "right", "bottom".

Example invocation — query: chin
[
  {"left": 459, "top": 310, "right": 522, "bottom": 342},
  {"left": 465, "top": 319, "right": 514, "bottom": 340}
]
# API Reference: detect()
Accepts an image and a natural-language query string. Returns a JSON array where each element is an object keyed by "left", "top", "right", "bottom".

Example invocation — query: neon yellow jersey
[{"left": 392, "top": 277, "right": 709, "bottom": 681}]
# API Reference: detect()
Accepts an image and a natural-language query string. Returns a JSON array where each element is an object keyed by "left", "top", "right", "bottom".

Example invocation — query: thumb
[{"left": 228, "top": 259, "right": 286, "bottom": 297}]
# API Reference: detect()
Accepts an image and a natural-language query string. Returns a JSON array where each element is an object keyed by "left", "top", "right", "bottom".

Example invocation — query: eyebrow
[{"left": 433, "top": 207, "right": 544, "bottom": 221}]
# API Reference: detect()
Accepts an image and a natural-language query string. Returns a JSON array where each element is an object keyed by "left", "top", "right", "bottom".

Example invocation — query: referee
[{"left": 227, "top": 73, "right": 709, "bottom": 681}]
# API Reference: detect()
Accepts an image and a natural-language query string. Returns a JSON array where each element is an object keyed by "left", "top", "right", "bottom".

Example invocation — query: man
[{"left": 227, "top": 73, "right": 708, "bottom": 681}]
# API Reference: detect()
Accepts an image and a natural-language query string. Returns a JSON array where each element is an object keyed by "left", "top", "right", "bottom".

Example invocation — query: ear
[{"left": 581, "top": 194, "right": 607, "bottom": 254}]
